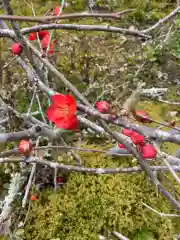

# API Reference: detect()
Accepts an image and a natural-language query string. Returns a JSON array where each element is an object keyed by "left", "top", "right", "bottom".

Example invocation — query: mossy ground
[
  {"left": 0, "top": 0, "right": 180, "bottom": 239},
  {"left": 23, "top": 146, "right": 180, "bottom": 240}
]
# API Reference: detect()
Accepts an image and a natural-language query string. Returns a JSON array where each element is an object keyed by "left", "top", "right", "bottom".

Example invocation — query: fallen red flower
[
  {"left": 95, "top": 101, "right": 110, "bottom": 113},
  {"left": 140, "top": 144, "right": 157, "bottom": 159},
  {"left": 46, "top": 94, "right": 78, "bottom": 130}
]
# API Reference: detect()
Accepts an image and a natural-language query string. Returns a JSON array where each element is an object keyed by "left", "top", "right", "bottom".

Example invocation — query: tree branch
[
  {"left": 142, "top": 6, "right": 180, "bottom": 33},
  {"left": 0, "top": 9, "right": 135, "bottom": 23},
  {"left": 0, "top": 24, "right": 151, "bottom": 39}
]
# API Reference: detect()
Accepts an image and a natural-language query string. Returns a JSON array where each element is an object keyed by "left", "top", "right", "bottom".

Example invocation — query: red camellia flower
[
  {"left": 122, "top": 128, "right": 133, "bottom": 137},
  {"left": 18, "top": 140, "right": 33, "bottom": 156},
  {"left": 53, "top": 5, "right": 63, "bottom": 16},
  {"left": 46, "top": 94, "right": 78, "bottom": 130},
  {"left": 11, "top": 43, "right": 22, "bottom": 55},
  {"left": 140, "top": 144, "right": 157, "bottom": 159},
  {"left": 117, "top": 143, "right": 126, "bottom": 149},
  {"left": 130, "top": 132, "right": 145, "bottom": 145},
  {"left": 95, "top": 101, "right": 110, "bottom": 113},
  {"left": 135, "top": 110, "right": 151, "bottom": 123}
]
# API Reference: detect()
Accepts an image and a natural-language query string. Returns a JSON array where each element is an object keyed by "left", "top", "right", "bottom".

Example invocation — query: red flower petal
[
  {"left": 53, "top": 6, "right": 63, "bottom": 16},
  {"left": 51, "top": 94, "right": 76, "bottom": 116},
  {"left": 51, "top": 94, "right": 67, "bottom": 106},
  {"left": 41, "top": 34, "right": 50, "bottom": 49},
  {"left": 46, "top": 105, "right": 58, "bottom": 122},
  {"left": 118, "top": 143, "right": 126, "bottom": 149},
  {"left": 140, "top": 144, "right": 157, "bottom": 159},
  {"left": 65, "top": 94, "right": 77, "bottom": 113},
  {"left": 122, "top": 128, "right": 133, "bottom": 137},
  {"left": 131, "top": 132, "right": 145, "bottom": 145},
  {"left": 38, "top": 30, "right": 50, "bottom": 40},
  {"left": 46, "top": 103, "right": 71, "bottom": 122},
  {"left": 28, "top": 32, "right": 37, "bottom": 41},
  {"left": 55, "top": 115, "right": 78, "bottom": 131}
]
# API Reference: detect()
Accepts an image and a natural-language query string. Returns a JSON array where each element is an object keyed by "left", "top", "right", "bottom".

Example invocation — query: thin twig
[
  {"left": 158, "top": 96, "right": 180, "bottom": 105},
  {"left": 53, "top": 166, "right": 57, "bottom": 191},
  {"left": 112, "top": 231, "right": 129, "bottom": 240},
  {"left": 22, "top": 136, "right": 40, "bottom": 208},
  {"left": 154, "top": 143, "right": 180, "bottom": 185},
  {"left": 142, "top": 202, "right": 180, "bottom": 217},
  {"left": 142, "top": 6, "right": 180, "bottom": 33}
]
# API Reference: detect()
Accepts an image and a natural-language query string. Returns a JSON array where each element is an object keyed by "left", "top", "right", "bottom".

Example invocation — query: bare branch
[
  {"left": 0, "top": 9, "right": 135, "bottom": 23},
  {"left": 158, "top": 96, "right": 180, "bottom": 106},
  {"left": 22, "top": 24, "right": 151, "bottom": 39},
  {"left": 77, "top": 103, "right": 180, "bottom": 144},
  {"left": 0, "top": 24, "right": 151, "bottom": 39},
  {"left": 0, "top": 173, "right": 24, "bottom": 235},
  {"left": 154, "top": 143, "right": 180, "bottom": 185},
  {"left": 142, "top": 6, "right": 180, "bottom": 33},
  {"left": 1, "top": 156, "right": 180, "bottom": 174},
  {"left": 0, "top": 125, "right": 63, "bottom": 144}
]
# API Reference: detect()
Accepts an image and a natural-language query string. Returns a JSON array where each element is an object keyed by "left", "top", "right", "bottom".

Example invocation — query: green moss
[{"left": 23, "top": 148, "right": 180, "bottom": 240}]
